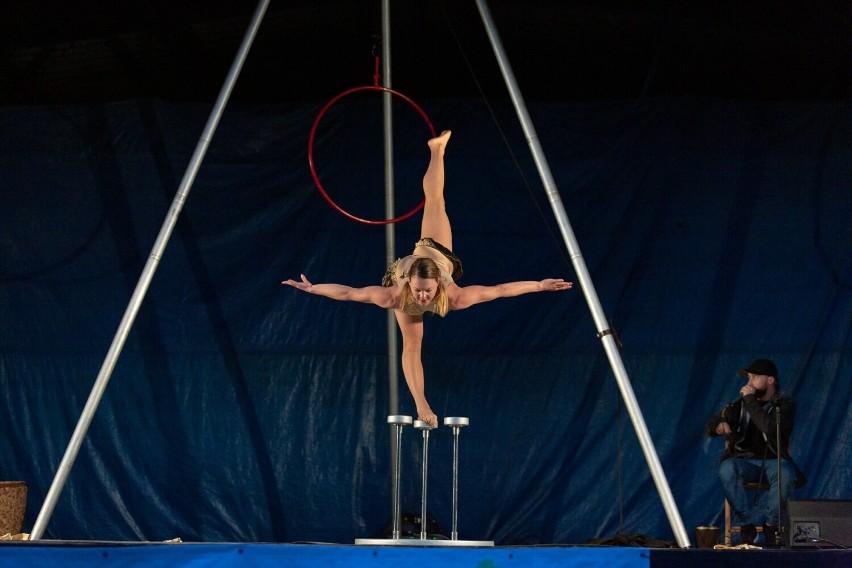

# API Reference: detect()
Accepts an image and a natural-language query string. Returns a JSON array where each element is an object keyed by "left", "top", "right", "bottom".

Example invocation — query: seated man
[{"left": 705, "top": 358, "right": 803, "bottom": 546}]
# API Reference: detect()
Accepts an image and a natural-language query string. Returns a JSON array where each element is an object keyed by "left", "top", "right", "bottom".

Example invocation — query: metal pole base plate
[{"left": 355, "top": 538, "right": 494, "bottom": 547}]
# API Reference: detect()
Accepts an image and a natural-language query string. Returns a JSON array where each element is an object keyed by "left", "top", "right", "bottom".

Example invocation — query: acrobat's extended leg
[{"left": 420, "top": 130, "right": 452, "bottom": 249}]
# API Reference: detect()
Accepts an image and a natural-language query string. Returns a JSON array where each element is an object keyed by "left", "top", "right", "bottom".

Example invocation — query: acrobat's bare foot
[{"left": 427, "top": 130, "right": 452, "bottom": 153}]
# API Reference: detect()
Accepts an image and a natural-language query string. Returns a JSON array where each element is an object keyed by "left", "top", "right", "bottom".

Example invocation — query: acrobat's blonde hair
[{"left": 398, "top": 257, "right": 449, "bottom": 316}]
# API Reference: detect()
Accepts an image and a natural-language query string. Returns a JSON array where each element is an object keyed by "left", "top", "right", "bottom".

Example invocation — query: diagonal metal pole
[
  {"left": 474, "top": 0, "right": 691, "bottom": 548},
  {"left": 30, "top": 0, "right": 271, "bottom": 540}
]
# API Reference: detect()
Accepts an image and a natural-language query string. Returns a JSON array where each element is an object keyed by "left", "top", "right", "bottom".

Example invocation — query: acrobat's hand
[
  {"left": 539, "top": 278, "right": 573, "bottom": 291},
  {"left": 740, "top": 384, "right": 757, "bottom": 398},
  {"left": 416, "top": 401, "right": 438, "bottom": 428},
  {"left": 281, "top": 274, "right": 313, "bottom": 293},
  {"left": 418, "top": 411, "right": 438, "bottom": 428}
]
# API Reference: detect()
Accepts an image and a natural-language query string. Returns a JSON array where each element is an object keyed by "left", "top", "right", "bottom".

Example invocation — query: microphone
[
  {"left": 725, "top": 388, "right": 745, "bottom": 409},
  {"left": 722, "top": 393, "right": 743, "bottom": 413},
  {"left": 721, "top": 398, "right": 737, "bottom": 421},
  {"left": 739, "top": 383, "right": 767, "bottom": 400}
]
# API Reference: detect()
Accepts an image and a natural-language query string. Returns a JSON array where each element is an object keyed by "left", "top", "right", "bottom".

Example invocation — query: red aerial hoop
[{"left": 307, "top": 58, "right": 436, "bottom": 225}]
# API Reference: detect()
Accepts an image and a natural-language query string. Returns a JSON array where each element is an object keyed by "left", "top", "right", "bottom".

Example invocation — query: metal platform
[{"left": 354, "top": 537, "right": 494, "bottom": 547}]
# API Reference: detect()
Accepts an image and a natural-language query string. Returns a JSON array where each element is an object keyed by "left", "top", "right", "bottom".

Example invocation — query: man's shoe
[{"left": 740, "top": 523, "right": 757, "bottom": 545}]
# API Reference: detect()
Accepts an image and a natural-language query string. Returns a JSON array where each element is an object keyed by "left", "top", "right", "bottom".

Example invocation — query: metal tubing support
[
  {"left": 393, "top": 423, "right": 404, "bottom": 539},
  {"left": 381, "top": 0, "right": 399, "bottom": 418},
  {"left": 474, "top": 0, "right": 690, "bottom": 548},
  {"left": 414, "top": 420, "right": 433, "bottom": 540},
  {"left": 444, "top": 417, "right": 468, "bottom": 540},
  {"left": 29, "top": 0, "right": 271, "bottom": 541},
  {"left": 775, "top": 404, "right": 784, "bottom": 547},
  {"left": 380, "top": 0, "right": 404, "bottom": 540},
  {"left": 388, "top": 416, "right": 412, "bottom": 540},
  {"left": 420, "top": 435, "right": 428, "bottom": 540},
  {"left": 451, "top": 429, "right": 459, "bottom": 539}
]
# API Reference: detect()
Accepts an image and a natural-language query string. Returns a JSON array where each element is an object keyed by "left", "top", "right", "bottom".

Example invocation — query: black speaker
[{"left": 788, "top": 499, "right": 852, "bottom": 548}]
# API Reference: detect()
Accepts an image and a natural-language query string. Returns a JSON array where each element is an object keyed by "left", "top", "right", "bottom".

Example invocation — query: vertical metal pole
[
  {"left": 29, "top": 0, "right": 271, "bottom": 541},
  {"left": 392, "top": 423, "right": 404, "bottom": 539},
  {"left": 775, "top": 404, "right": 784, "bottom": 547},
  {"left": 380, "top": 0, "right": 403, "bottom": 538},
  {"left": 444, "top": 416, "right": 468, "bottom": 540},
  {"left": 387, "top": 415, "right": 411, "bottom": 540},
  {"left": 451, "top": 427, "right": 460, "bottom": 540},
  {"left": 474, "top": 0, "right": 691, "bottom": 548},
  {"left": 415, "top": 422, "right": 432, "bottom": 540},
  {"left": 382, "top": 0, "right": 399, "bottom": 417}
]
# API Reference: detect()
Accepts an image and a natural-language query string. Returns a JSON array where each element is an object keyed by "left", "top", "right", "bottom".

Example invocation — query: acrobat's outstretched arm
[
  {"left": 394, "top": 310, "right": 437, "bottom": 427},
  {"left": 282, "top": 274, "right": 398, "bottom": 309},
  {"left": 448, "top": 278, "right": 572, "bottom": 310}
]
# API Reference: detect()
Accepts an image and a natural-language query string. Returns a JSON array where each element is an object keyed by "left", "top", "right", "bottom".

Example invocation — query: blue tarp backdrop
[{"left": 0, "top": 96, "right": 850, "bottom": 544}]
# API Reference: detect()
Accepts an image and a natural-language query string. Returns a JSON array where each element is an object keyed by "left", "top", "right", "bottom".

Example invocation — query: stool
[{"left": 724, "top": 481, "right": 770, "bottom": 545}]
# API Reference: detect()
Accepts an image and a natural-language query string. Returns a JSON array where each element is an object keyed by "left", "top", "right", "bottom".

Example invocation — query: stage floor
[{"left": 0, "top": 541, "right": 849, "bottom": 567}]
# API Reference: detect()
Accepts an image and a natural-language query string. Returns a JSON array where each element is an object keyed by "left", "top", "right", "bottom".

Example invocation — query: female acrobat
[{"left": 283, "top": 130, "right": 572, "bottom": 426}]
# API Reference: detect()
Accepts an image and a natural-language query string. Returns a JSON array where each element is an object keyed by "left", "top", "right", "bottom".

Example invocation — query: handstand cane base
[{"left": 356, "top": 416, "right": 493, "bottom": 547}]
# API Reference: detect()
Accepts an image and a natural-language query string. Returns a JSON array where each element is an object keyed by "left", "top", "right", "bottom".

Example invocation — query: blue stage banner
[{"left": 0, "top": 98, "right": 850, "bottom": 545}]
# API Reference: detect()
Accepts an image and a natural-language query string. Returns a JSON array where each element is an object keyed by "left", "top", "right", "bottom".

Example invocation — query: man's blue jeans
[{"left": 719, "top": 457, "right": 796, "bottom": 526}]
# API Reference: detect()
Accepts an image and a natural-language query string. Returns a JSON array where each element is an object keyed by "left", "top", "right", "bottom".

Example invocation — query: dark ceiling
[{"left": 1, "top": 1, "right": 851, "bottom": 104}]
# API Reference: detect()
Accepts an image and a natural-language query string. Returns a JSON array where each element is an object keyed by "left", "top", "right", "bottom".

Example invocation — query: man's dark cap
[{"left": 738, "top": 358, "right": 778, "bottom": 378}]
